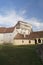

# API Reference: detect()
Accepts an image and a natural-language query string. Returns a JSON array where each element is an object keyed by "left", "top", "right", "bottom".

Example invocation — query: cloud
[
  {"left": 20, "top": 10, "right": 26, "bottom": 15},
  {"left": 0, "top": 10, "right": 24, "bottom": 26},
  {"left": 31, "top": 18, "right": 43, "bottom": 31},
  {"left": 24, "top": 18, "right": 43, "bottom": 31},
  {"left": 0, "top": 10, "right": 43, "bottom": 31}
]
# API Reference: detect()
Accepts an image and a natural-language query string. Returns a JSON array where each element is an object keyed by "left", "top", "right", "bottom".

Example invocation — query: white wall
[
  {"left": 4, "top": 28, "right": 18, "bottom": 43},
  {"left": 16, "top": 22, "right": 32, "bottom": 35},
  {"left": 4, "top": 33, "right": 13, "bottom": 43},
  {"left": 0, "top": 34, "right": 4, "bottom": 44},
  {"left": 16, "top": 28, "right": 31, "bottom": 35},
  {"left": 13, "top": 39, "right": 35, "bottom": 45}
]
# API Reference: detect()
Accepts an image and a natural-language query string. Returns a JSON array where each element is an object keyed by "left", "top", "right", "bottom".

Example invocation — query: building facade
[
  {"left": 13, "top": 31, "right": 43, "bottom": 45},
  {"left": 0, "top": 21, "right": 43, "bottom": 45}
]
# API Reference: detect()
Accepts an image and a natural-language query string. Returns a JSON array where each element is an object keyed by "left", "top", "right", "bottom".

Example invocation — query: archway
[
  {"left": 38, "top": 39, "right": 41, "bottom": 43},
  {"left": 35, "top": 39, "right": 37, "bottom": 44}
]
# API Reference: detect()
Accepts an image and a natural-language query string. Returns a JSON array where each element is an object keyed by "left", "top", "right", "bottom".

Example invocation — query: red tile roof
[
  {"left": 14, "top": 33, "right": 29, "bottom": 39},
  {"left": 0, "top": 27, "right": 15, "bottom": 33},
  {"left": 14, "top": 31, "right": 43, "bottom": 39},
  {"left": 5, "top": 27, "right": 14, "bottom": 33},
  {"left": 0, "top": 27, "right": 6, "bottom": 33},
  {"left": 29, "top": 31, "right": 43, "bottom": 39}
]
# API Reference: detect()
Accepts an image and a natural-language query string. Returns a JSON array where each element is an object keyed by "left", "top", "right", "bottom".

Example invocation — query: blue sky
[{"left": 0, "top": 0, "right": 43, "bottom": 31}]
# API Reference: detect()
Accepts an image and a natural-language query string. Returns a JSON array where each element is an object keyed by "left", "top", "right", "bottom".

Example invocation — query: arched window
[
  {"left": 29, "top": 40, "right": 31, "bottom": 44},
  {"left": 35, "top": 39, "right": 37, "bottom": 44},
  {"left": 38, "top": 39, "right": 41, "bottom": 43}
]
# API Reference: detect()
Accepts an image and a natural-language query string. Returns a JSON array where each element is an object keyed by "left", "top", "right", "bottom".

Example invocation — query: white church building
[{"left": 0, "top": 21, "right": 43, "bottom": 45}]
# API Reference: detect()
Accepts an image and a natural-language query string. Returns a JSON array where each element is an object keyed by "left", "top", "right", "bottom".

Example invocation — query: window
[
  {"left": 10, "top": 34, "right": 11, "bottom": 36},
  {"left": 23, "top": 32, "right": 25, "bottom": 34},
  {"left": 38, "top": 39, "right": 41, "bottom": 43},
  {"left": 22, "top": 40, "right": 24, "bottom": 43},
  {"left": 35, "top": 39, "right": 37, "bottom": 44},
  {"left": 29, "top": 40, "right": 31, "bottom": 43}
]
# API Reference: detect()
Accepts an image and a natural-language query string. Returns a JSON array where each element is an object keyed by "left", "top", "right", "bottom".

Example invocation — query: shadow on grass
[{"left": 0, "top": 44, "right": 42, "bottom": 65}]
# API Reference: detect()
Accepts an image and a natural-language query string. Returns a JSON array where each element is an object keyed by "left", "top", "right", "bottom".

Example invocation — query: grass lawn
[{"left": 0, "top": 45, "right": 42, "bottom": 65}]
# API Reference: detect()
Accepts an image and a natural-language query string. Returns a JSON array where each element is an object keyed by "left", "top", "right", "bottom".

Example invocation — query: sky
[{"left": 0, "top": 0, "right": 43, "bottom": 31}]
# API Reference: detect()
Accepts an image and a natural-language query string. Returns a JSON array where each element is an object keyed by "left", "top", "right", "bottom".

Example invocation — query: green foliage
[{"left": 0, "top": 45, "right": 42, "bottom": 65}]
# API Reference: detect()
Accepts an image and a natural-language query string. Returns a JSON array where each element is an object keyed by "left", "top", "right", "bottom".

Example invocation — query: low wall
[{"left": 13, "top": 39, "right": 35, "bottom": 45}]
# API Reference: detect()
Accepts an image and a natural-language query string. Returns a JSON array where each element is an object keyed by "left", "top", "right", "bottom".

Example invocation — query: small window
[
  {"left": 29, "top": 40, "right": 31, "bottom": 43},
  {"left": 10, "top": 34, "right": 11, "bottom": 36},
  {"left": 22, "top": 40, "right": 24, "bottom": 43}
]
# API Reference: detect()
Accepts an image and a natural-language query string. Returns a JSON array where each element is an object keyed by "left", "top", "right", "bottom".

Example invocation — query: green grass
[{"left": 0, "top": 45, "right": 42, "bottom": 65}]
